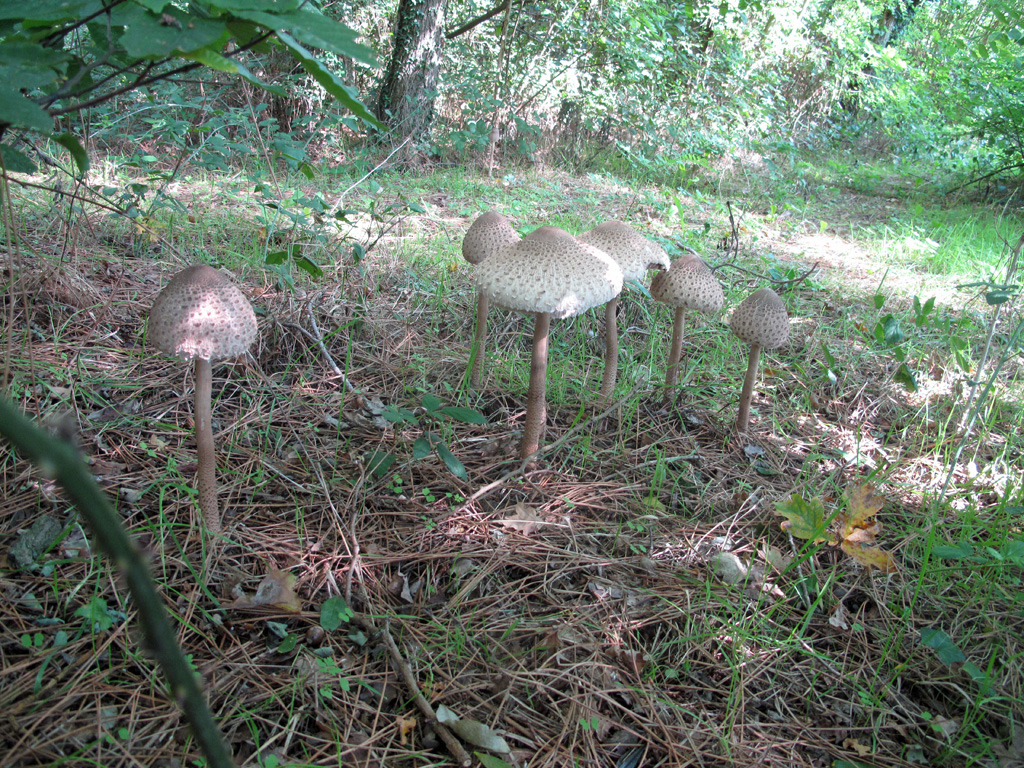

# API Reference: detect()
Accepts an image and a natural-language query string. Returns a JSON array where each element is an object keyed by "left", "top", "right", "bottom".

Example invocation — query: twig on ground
[
  {"left": 278, "top": 304, "right": 356, "bottom": 393},
  {"left": 378, "top": 619, "right": 472, "bottom": 767}
]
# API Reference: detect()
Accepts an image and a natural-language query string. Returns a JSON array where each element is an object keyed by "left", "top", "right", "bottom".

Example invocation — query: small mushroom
[
  {"left": 148, "top": 265, "right": 257, "bottom": 534},
  {"left": 729, "top": 288, "right": 789, "bottom": 434},
  {"left": 462, "top": 210, "right": 520, "bottom": 389},
  {"left": 577, "top": 221, "right": 669, "bottom": 399},
  {"left": 650, "top": 254, "right": 724, "bottom": 388},
  {"left": 475, "top": 226, "right": 623, "bottom": 460}
]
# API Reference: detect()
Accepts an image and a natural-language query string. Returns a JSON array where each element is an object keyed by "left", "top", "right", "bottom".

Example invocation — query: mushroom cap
[
  {"left": 475, "top": 226, "right": 623, "bottom": 319},
  {"left": 462, "top": 209, "right": 520, "bottom": 265},
  {"left": 729, "top": 287, "right": 789, "bottom": 349},
  {"left": 650, "top": 254, "right": 724, "bottom": 313},
  {"left": 577, "top": 220, "right": 670, "bottom": 282},
  {"left": 149, "top": 265, "right": 257, "bottom": 361}
]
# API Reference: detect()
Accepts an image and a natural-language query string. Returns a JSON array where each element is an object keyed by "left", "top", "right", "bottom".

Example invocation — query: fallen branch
[{"left": 379, "top": 619, "right": 472, "bottom": 767}]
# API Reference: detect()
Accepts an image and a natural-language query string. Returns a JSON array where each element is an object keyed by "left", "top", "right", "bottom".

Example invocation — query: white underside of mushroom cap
[{"left": 475, "top": 227, "right": 624, "bottom": 319}]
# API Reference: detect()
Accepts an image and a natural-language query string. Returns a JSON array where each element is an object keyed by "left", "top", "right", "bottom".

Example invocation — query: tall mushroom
[
  {"left": 148, "top": 265, "right": 257, "bottom": 534},
  {"left": 462, "top": 210, "right": 520, "bottom": 389},
  {"left": 729, "top": 288, "right": 789, "bottom": 434},
  {"left": 577, "top": 221, "right": 670, "bottom": 399},
  {"left": 475, "top": 226, "right": 623, "bottom": 460},
  {"left": 650, "top": 254, "right": 724, "bottom": 388}
]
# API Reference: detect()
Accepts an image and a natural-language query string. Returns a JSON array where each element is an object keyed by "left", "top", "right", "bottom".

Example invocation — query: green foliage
[
  {"left": 379, "top": 393, "right": 487, "bottom": 482},
  {"left": 319, "top": 595, "right": 354, "bottom": 631},
  {"left": 858, "top": 0, "right": 1024, "bottom": 184},
  {"left": 0, "top": 0, "right": 378, "bottom": 172}
]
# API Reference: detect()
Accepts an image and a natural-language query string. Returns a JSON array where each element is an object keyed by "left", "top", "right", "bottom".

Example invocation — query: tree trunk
[{"left": 376, "top": 0, "right": 446, "bottom": 149}]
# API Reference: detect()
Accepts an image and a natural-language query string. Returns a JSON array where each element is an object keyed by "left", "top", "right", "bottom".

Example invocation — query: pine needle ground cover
[{"left": 2, "top": 163, "right": 1022, "bottom": 768}]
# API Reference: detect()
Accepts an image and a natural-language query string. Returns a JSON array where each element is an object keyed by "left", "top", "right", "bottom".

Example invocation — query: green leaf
[
  {"left": 439, "top": 406, "right": 488, "bottom": 424},
  {"left": 880, "top": 314, "right": 904, "bottom": 345},
  {"left": 1002, "top": 539, "right": 1024, "bottom": 563},
  {"left": 294, "top": 255, "right": 323, "bottom": 279},
  {"left": 774, "top": 494, "right": 831, "bottom": 542},
  {"left": 381, "top": 406, "right": 416, "bottom": 424},
  {"left": 893, "top": 363, "right": 917, "bottom": 391},
  {"left": 120, "top": 9, "right": 229, "bottom": 58},
  {"left": 235, "top": 9, "right": 376, "bottom": 65},
  {"left": 412, "top": 436, "right": 432, "bottom": 460},
  {"left": 421, "top": 393, "right": 443, "bottom": 412},
  {"left": 985, "top": 286, "right": 1018, "bottom": 305},
  {"left": 0, "top": 144, "right": 37, "bottom": 174},
  {"left": 265, "top": 250, "right": 288, "bottom": 265},
  {"left": 0, "top": 41, "right": 68, "bottom": 90},
  {"left": 204, "top": 0, "right": 302, "bottom": 10},
  {"left": 75, "top": 596, "right": 119, "bottom": 632},
  {"left": 475, "top": 754, "right": 516, "bottom": 768},
  {"left": 319, "top": 595, "right": 353, "bottom": 631},
  {"left": 0, "top": 86, "right": 52, "bottom": 132},
  {"left": 920, "top": 628, "right": 966, "bottom": 666},
  {"left": 932, "top": 542, "right": 975, "bottom": 560},
  {"left": 364, "top": 450, "right": 395, "bottom": 478},
  {"left": 962, "top": 661, "right": 995, "bottom": 695},
  {"left": 435, "top": 443, "right": 468, "bottom": 481},
  {"left": 0, "top": 0, "right": 97, "bottom": 23},
  {"left": 53, "top": 133, "right": 88, "bottom": 175},
  {"left": 274, "top": 32, "right": 381, "bottom": 128}
]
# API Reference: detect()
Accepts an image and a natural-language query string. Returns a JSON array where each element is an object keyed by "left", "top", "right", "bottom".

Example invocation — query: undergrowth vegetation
[{"left": 2, "top": 145, "right": 1023, "bottom": 767}]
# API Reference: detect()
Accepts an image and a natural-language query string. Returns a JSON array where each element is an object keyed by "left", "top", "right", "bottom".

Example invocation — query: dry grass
[{"left": 2, "top": 167, "right": 1023, "bottom": 768}]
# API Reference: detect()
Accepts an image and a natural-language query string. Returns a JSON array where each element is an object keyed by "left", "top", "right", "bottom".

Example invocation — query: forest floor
[{"left": 2, "top": 156, "right": 1023, "bottom": 768}]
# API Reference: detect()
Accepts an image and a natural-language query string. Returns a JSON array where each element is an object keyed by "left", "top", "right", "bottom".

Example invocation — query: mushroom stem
[
  {"left": 469, "top": 291, "right": 489, "bottom": 389},
  {"left": 520, "top": 312, "right": 551, "bottom": 461},
  {"left": 193, "top": 357, "right": 221, "bottom": 534},
  {"left": 598, "top": 298, "right": 619, "bottom": 400},
  {"left": 735, "top": 343, "right": 763, "bottom": 434},
  {"left": 665, "top": 307, "right": 688, "bottom": 388}
]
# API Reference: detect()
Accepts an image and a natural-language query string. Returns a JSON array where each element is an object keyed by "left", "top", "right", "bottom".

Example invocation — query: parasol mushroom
[
  {"left": 475, "top": 226, "right": 623, "bottom": 460},
  {"left": 148, "top": 265, "right": 257, "bottom": 534},
  {"left": 729, "top": 287, "right": 789, "bottom": 434}
]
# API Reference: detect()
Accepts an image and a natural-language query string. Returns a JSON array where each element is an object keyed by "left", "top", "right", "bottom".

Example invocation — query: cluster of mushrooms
[
  {"left": 462, "top": 210, "right": 791, "bottom": 461},
  {"left": 146, "top": 213, "right": 789, "bottom": 534}
]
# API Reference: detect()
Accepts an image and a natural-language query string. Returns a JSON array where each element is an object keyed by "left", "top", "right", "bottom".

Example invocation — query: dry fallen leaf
[
  {"left": 397, "top": 715, "right": 417, "bottom": 745},
  {"left": 231, "top": 569, "right": 302, "bottom": 612},
  {"left": 838, "top": 483, "right": 898, "bottom": 573},
  {"left": 841, "top": 483, "right": 884, "bottom": 537},
  {"left": 496, "top": 502, "right": 545, "bottom": 535},
  {"left": 843, "top": 737, "right": 872, "bottom": 756}
]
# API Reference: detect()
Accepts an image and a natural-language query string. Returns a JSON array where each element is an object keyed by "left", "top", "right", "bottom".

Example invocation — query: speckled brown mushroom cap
[
  {"left": 475, "top": 226, "right": 624, "bottom": 319},
  {"left": 577, "top": 220, "right": 670, "bottom": 282},
  {"left": 149, "top": 265, "right": 257, "bottom": 361},
  {"left": 462, "top": 209, "right": 520, "bottom": 265},
  {"left": 730, "top": 287, "right": 789, "bottom": 349},
  {"left": 650, "top": 254, "right": 724, "bottom": 314}
]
